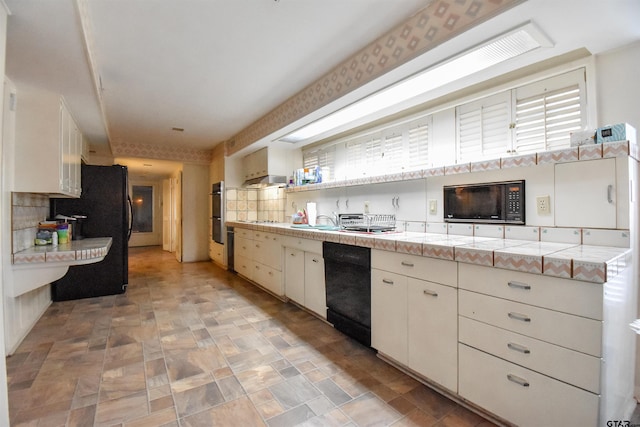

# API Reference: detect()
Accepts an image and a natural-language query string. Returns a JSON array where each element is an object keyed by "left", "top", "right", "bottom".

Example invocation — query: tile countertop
[
  {"left": 12, "top": 237, "right": 113, "bottom": 266},
  {"left": 228, "top": 221, "right": 632, "bottom": 283}
]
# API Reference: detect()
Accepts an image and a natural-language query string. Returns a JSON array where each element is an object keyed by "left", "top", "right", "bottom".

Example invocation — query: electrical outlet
[
  {"left": 429, "top": 199, "right": 437, "bottom": 214},
  {"left": 364, "top": 201, "right": 370, "bottom": 213},
  {"left": 536, "top": 195, "right": 551, "bottom": 215}
]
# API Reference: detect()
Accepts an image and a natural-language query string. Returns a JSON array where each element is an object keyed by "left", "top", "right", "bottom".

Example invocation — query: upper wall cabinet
[{"left": 12, "top": 84, "right": 83, "bottom": 197}]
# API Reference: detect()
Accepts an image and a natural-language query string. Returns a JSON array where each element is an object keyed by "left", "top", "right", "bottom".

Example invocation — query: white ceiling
[{"left": 4, "top": 0, "right": 640, "bottom": 180}]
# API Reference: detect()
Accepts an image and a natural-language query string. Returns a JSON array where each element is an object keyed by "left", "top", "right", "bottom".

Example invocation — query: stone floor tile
[{"left": 6, "top": 246, "right": 496, "bottom": 427}]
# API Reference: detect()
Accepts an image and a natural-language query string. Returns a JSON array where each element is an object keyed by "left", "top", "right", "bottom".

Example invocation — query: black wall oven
[
  {"left": 444, "top": 180, "right": 525, "bottom": 225},
  {"left": 211, "top": 181, "right": 224, "bottom": 244}
]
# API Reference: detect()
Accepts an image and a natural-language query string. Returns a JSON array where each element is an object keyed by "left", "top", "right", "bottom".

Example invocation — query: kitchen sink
[{"left": 290, "top": 224, "right": 340, "bottom": 231}]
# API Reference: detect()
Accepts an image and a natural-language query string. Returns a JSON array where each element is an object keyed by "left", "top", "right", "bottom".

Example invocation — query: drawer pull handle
[
  {"left": 508, "top": 312, "right": 531, "bottom": 322},
  {"left": 423, "top": 289, "right": 438, "bottom": 297},
  {"left": 382, "top": 279, "right": 394, "bottom": 285},
  {"left": 312, "top": 258, "right": 319, "bottom": 263},
  {"left": 401, "top": 261, "right": 414, "bottom": 267},
  {"left": 508, "top": 281, "right": 531, "bottom": 290},
  {"left": 507, "top": 342, "right": 531, "bottom": 354},
  {"left": 507, "top": 374, "right": 530, "bottom": 387}
]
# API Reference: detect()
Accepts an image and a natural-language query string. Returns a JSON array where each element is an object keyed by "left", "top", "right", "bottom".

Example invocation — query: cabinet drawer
[
  {"left": 407, "top": 278, "right": 457, "bottom": 392},
  {"left": 459, "top": 290, "right": 602, "bottom": 356},
  {"left": 372, "top": 250, "right": 457, "bottom": 287},
  {"left": 235, "top": 236, "right": 254, "bottom": 259},
  {"left": 459, "top": 344, "right": 599, "bottom": 427},
  {"left": 459, "top": 316, "right": 601, "bottom": 393},
  {"left": 284, "top": 237, "right": 323, "bottom": 253},
  {"left": 458, "top": 264, "right": 602, "bottom": 320},
  {"left": 254, "top": 263, "right": 283, "bottom": 296},
  {"left": 254, "top": 235, "right": 282, "bottom": 271},
  {"left": 235, "top": 255, "right": 254, "bottom": 281},
  {"left": 236, "top": 228, "right": 253, "bottom": 239}
]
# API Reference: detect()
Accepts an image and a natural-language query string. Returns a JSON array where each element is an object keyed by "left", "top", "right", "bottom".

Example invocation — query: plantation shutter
[
  {"left": 456, "top": 92, "right": 511, "bottom": 162},
  {"left": 303, "top": 146, "right": 335, "bottom": 181},
  {"left": 365, "top": 136, "right": 383, "bottom": 170},
  {"left": 345, "top": 139, "right": 365, "bottom": 178},
  {"left": 514, "top": 69, "right": 586, "bottom": 153},
  {"left": 383, "top": 132, "right": 403, "bottom": 173},
  {"left": 407, "top": 120, "right": 430, "bottom": 170}
]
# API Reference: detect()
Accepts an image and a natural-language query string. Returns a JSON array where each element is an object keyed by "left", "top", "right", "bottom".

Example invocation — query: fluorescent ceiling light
[{"left": 280, "top": 22, "right": 553, "bottom": 143}]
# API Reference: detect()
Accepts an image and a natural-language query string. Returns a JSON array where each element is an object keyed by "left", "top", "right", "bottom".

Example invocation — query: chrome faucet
[{"left": 315, "top": 212, "right": 339, "bottom": 226}]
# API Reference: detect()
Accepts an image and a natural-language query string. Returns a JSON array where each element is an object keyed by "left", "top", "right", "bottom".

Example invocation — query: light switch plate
[{"left": 429, "top": 199, "right": 437, "bottom": 214}]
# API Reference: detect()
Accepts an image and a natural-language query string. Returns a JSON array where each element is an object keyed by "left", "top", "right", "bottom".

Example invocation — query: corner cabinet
[{"left": 13, "top": 84, "right": 83, "bottom": 197}]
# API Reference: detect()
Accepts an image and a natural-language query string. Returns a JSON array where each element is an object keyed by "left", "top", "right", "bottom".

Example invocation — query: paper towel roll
[{"left": 306, "top": 202, "right": 317, "bottom": 226}]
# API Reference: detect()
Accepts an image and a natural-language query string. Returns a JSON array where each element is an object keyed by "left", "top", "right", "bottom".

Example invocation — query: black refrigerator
[{"left": 49, "top": 164, "right": 132, "bottom": 301}]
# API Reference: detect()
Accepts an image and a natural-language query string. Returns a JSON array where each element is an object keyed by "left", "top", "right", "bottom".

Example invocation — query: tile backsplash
[
  {"left": 226, "top": 186, "right": 286, "bottom": 223},
  {"left": 12, "top": 193, "right": 49, "bottom": 253}
]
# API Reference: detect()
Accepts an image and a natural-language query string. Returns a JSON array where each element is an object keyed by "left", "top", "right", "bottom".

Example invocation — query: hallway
[{"left": 6, "top": 246, "right": 494, "bottom": 426}]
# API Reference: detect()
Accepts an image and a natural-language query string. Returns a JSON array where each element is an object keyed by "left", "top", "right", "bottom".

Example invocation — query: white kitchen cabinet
[
  {"left": 13, "top": 84, "right": 83, "bottom": 197},
  {"left": 210, "top": 241, "right": 224, "bottom": 266},
  {"left": 242, "top": 146, "right": 290, "bottom": 182},
  {"left": 371, "top": 249, "right": 458, "bottom": 387},
  {"left": 284, "top": 247, "right": 305, "bottom": 304},
  {"left": 283, "top": 239, "right": 326, "bottom": 318},
  {"left": 234, "top": 234, "right": 254, "bottom": 281},
  {"left": 252, "top": 231, "right": 283, "bottom": 295},
  {"left": 304, "top": 252, "right": 326, "bottom": 318},
  {"left": 371, "top": 269, "right": 408, "bottom": 365},
  {"left": 457, "top": 263, "right": 610, "bottom": 426},
  {"left": 555, "top": 158, "right": 617, "bottom": 228},
  {"left": 407, "top": 278, "right": 457, "bottom": 392}
]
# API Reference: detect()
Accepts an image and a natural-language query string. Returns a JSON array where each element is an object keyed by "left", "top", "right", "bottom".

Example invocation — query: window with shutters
[
  {"left": 303, "top": 146, "right": 335, "bottom": 181},
  {"left": 302, "top": 67, "right": 588, "bottom": 180},
  {"left": 514, "top": 69, "right": 586, "bottom": 153},
  {"left": 407, "top": 120, "right": 430, "bottom": 171},
  {"left": 456, "top": 92, "right": 511, "bottom": 162},
  {"left": 456, "top": 68, "right": 586, "bottom": 161}
]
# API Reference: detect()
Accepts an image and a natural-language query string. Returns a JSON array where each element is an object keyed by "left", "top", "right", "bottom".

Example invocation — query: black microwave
[{"left": 443, "top": 180, "right": 525, "bottom": 225}]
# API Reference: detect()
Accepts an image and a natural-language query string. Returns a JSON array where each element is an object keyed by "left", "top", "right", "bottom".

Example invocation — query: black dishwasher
[{"left": 323, "top": 241, "right": 371, "bottom": 347}]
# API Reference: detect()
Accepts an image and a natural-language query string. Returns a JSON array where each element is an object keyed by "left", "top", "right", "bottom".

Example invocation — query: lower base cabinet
[
  {"left": 304, "top": 252, "right": 326, "bottom": 318},
  {"left": 407, "top": 278, "right": 457, "bottom": 392},
  {"left": 284, "top": 247, "right": 326, "bottom": 318},
  {"left": 459, "top": 344, "right": 599, "bottom": 427}
]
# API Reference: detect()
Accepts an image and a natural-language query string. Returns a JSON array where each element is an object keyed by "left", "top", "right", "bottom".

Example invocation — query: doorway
[{"left": 128, "top": 180, "right": 163, "bottom": 247}]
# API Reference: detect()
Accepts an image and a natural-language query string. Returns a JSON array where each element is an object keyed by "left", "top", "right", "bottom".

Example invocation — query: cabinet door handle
[
  {"left": 507, "top": 373, "right": 530, "bottom": 387},
  {"left": 508, "top": 281, "right": 531, "bottom": 291},
  {"left": 607, "top": 184, "right": 614, "bottom": 204},
  {"left": 508, "top": 312, "right": 531, "bottom": 322},
  {"left": 423, "top": 289, "right": 438, "bottom": 297},
  {"left": 507, "top": 342, "right": 531, "bottom": 354},
  {"left": 401, "top": 261, "right": 414, "bottom": 267},
  {"left": 382, "top": 279, "right": 394, "bottom": 285},
  {"left": 312, "top": 258, "right": 319, "bottom": 263}
]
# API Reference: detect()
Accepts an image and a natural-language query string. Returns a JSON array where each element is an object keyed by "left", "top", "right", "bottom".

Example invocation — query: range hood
[{"left": 243, "top": 174, "right": 287, "bottom": 188}]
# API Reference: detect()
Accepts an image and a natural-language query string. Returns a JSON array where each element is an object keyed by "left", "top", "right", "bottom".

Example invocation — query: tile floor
[{"left": 5, "top": 246, "right": 499, "bottom": 426}]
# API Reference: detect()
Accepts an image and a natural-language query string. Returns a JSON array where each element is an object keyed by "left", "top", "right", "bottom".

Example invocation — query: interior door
[
  {"left": 162, "top": 179, "right": 171, "bottom": 251},
  {"left": 172, "top": 172, "right": 182, "bottom": 262}
]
